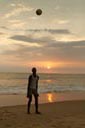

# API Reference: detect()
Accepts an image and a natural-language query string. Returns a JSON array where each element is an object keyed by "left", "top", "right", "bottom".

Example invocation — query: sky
[{"left": 0, "top": 0, "right": 85, "bottom": 73}]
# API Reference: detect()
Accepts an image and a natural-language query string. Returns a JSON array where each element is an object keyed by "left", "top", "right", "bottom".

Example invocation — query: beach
[
  {"left": 0, "top": 92, "right": 85, "bottom": 107},
  {"left": 0, "top": 92, "right": 85, "bottom": 128},
  {"left": 0, "top": 100, "right": 85, "bottom": 128}
]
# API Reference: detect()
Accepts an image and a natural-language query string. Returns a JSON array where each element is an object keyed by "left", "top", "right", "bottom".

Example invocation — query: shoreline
[{"left": 0, "top": 91, "right": 85, "bottom": 107}]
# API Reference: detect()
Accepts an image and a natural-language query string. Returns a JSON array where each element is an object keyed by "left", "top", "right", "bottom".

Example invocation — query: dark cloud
[
  {"left": 10, "top": 35, "right": 41, "bottom": 43},
  {"left": 27, "top": 29, "right": 71, "bottom": 34},
  {"left": 3, "top": 32, "right": 85, "bottom": 62},
  {"left": 9, "top": 28, "right": 71, "bottom": 44},
  {"left": 10, "top": 34, "right": 85, "bottom": 48},
  {"left": 10, "top": 35, "right": 53, "bottom": 46},
  {"left": 47, "top": 40, "right": 85, "bottom": 48},
  {"left": 1, "top": 26, "right": 71, "bottom": 34},
  {"left": 0, "top": 26, "right": 8, "bottom": 30},
  {"left": 0, "top": 32, "right": 4, "bottom": 35},
  {"left": 2, "top": 28, "right": 85, "bottom": 62}
]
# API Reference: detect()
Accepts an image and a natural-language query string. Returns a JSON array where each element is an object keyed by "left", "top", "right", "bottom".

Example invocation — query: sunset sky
[{"left": 0, "top": 0, "right": 85, "bottom": 73}]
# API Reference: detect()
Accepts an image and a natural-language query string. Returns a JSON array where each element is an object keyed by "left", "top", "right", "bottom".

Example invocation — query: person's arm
[
  {"left": 36, "top": 76, "right": 39, "bottom": 96},
  {"left": 27, "top": 75, "right": 31, "bottom": 98}
]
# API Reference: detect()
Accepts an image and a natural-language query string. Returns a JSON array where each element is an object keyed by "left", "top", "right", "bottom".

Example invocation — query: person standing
[{"left": 27, "top": 67, "right": 41, "bottom": 114}]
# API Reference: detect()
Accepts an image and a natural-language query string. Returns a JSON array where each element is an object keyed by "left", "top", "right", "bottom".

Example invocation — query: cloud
[
  {"left": 9, "top": 28, "right": 71, "bottom": 40},
  {"left": 29, "top": 16, "right": 38, "bottom": 20},
  {"left": 0, "top": 32, "right": 4, "bottom": 35},
  {"left": 4, "top": 4, "right": 34, "bottom": 19},
  {"left": 9, "top": 22, "right": 26, "bottom": 29},
  {"left": 55, "top": 6, "right": 60, "bottom": 10},
  {"left": 1, "top": 26, "right": 8, "bottom": 30},
  {"left": 9, "top": 28, "right": 85, "bottom": 49},
  {"left": 9, "top": 28, "right": 85, "bottom": 46},
  {"left": 10, "top": 34, "right": 53, "bottom": 44},
  {"left": 6, "top": 31, "right": 85, "bottom": 62},
  {"left": 8, "top": 20, "right": 22, "bottom": 23},
  {"left": 27, "top": 29, "right": 71, "bottom": 34},
  {"left": 57, "top": 20, "right": 69, "bottom": 25},
  {"left": 52, "top": 19, "right": 69, "bottom": 25},
  {"left": 1, "top": 31, "right": 85, "bottom": 73},
  {"left": 2, "top": 39, "right": 85, "bottom": 63},
  {"left": 1, "top": 26, "right": 85, "bottom": 66},
  {"left": 10, "top": 3, "right": 16, "bottom": 7}
]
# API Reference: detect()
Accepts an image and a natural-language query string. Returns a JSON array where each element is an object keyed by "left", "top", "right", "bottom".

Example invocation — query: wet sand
[{"left": 0, "top": 92, "right": 85, "bottom": 107}]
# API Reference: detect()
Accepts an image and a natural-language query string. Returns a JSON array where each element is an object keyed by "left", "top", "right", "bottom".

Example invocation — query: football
[{"left": 36, "top": 9, "right": 42, "bottom": 16}]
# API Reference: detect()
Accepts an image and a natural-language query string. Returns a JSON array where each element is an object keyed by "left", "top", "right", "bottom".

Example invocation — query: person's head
[{"left": 32, "top": 67, "right": 37, "bottom": 75}]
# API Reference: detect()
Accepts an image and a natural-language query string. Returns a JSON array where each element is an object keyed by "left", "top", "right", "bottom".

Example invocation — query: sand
[
  {"left": 0, "top": 100, "right": 85, "bottom": 128},
  {"left": 0, "top": 92, "right": 85, "bottom": 107}
]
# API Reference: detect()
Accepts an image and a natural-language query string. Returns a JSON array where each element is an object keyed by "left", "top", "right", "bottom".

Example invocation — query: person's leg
[
  {"left": 34, "top": 94, "right": 38, "bottom": 113},
  {"left": 34, "top": 94, "right": 41, "bottom": 114},
  {"left": 27, "top": 95, "right": 32, "bottom": 114}
]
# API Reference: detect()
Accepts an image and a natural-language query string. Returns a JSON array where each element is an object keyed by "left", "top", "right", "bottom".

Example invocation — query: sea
[{"left": 0, "top": 73, "right": 85, "bottom": 95}]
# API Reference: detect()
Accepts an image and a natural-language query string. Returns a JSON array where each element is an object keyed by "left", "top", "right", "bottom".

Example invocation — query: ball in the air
[{"left": 36, "top": 9, "right": 42, "bottom": 16}]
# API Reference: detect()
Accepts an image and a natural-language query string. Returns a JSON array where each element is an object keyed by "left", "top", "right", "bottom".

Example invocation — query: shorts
[{"left": 28, "top": 88, "right": 38, "bottom": 96}]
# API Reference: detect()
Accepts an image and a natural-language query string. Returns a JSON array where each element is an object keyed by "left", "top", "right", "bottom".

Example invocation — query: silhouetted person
[{"left": 27, "top": 67, "right": 41, "bottom": 114}]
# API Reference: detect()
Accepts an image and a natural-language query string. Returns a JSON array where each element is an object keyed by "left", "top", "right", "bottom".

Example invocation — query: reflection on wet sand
[
  {"left": 0, "top": 92, "right": 85, "bottom": 107},
  {"left": 47, "top": 93, "right": 53, "bottom": 103}
]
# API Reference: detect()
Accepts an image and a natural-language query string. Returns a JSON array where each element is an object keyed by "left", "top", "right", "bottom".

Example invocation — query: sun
[{"left": 47, "top": 66, "right": 51, "bottom": 69}]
